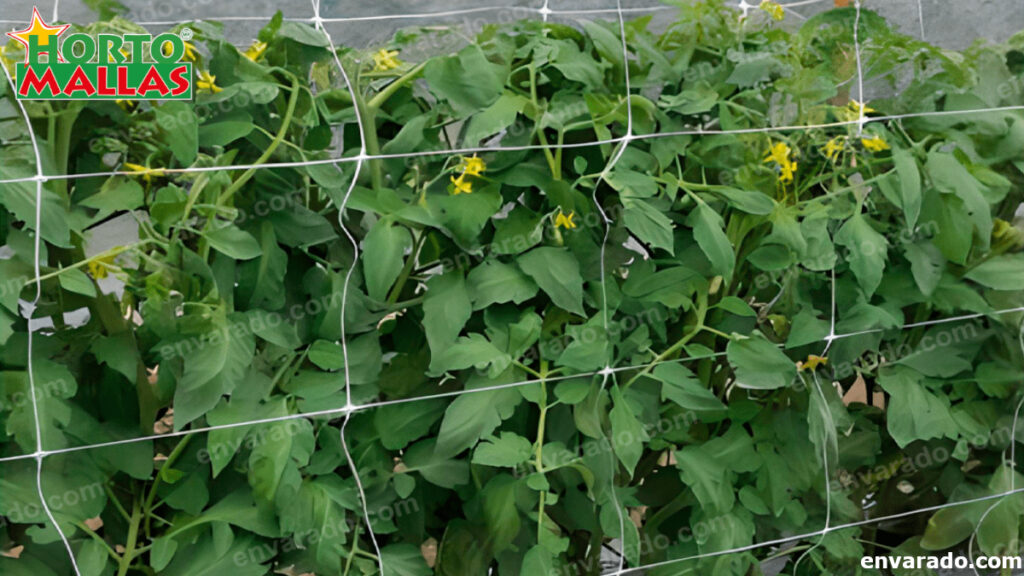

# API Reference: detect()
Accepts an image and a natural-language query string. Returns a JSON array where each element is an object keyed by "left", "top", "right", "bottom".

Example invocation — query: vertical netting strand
[
  {"left": 0, "top": 37, "right": 82, "bottom": 576},
  {"left": 312, "top": 2, "right": 385, "bottom": 572}
]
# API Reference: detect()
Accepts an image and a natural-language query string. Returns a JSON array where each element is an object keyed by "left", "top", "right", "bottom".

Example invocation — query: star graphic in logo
[{"left": 6, "top": 7, "right": 70, "bottom": 63}]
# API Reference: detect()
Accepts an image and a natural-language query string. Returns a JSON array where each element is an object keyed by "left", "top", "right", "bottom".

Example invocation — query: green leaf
[
  {"left": 58, "top": 267, "right": 96, "bottom": 297},
  {"left": 424, "top": 45, "right": 506, "bottom": 118},
  {"left": 429, "top": 333, "right": 510, "bottom": 377},
  {"left": 893, "top": 147, "right": 921, "bottom": 229},
  {"left": 491, "top": 207, "right": 543, "bottom": 255},
  {"left": 610, "top": 385, "right": 649, "bottom": 475},
  {"left": 659, "top": 81, "right": 718, "bottom": 114},
  {"left": 481, "top": 474, "right": 521, "bottom": 553},
  {"left": 653, "top": 363, "right": 726, "bottom": 413},
  {"left": 467, "top": 260, "right": 538, "bottom": 310},
  {"left": 714, "top": 187, "right": 775, "bottom": 215},
  {"left": 172, "top": 311, "right": 256, "bottom": 429},
  {"left": 374, "top": 399, "right": 446, "bottom": 451},
  {"left": 163, "top": 533, "right": 269, "bottom": 576},
  {"left": 423, "top": 271, "right": 472, "bottom": 360},
  {"left": 835, "top": 213, "right": 888, "bottom": 297},
  {"left": 517, "top": 247, "right": 585, "bottom": 316},
  {"left": 382, "top": 544, "right": 433, "bottom": 576},
  {"left": 76, "top": 539, "right": 109, "bottom": 576},
  {"left": 403, "top": 439, "right": 469, "bottom": 488},
  {"left": 623, "top": 198, "right": 675, "bottom": 254},
  {"left": 462, "top": 92, "right": 527, "bottom": 145},
  {"left": 927, "top": 151, "right": 992, "bottom": 249},
  {"left": 80, "top": 177, "right": 144, "bottom": 215},
  {"left": 520, "top": 546, "right": 555, "bottom": 576},
  {"left": 964, "top": 254, "right": 1024, "bottom": 290},
  {"left": 362, "top": 219, "right": 412, "bottom": 302},
  {"left": 904, "top": 240, "right": 944, "bottom": 297},
  {"left": 674, "top": 444, "right": 734, "bottom": 513},
  {"left": 204, "top": 225, "right": 262, "bottom": 260},
  {"left": 434, "top": 384, "right": 522, "bottom": 460},
  {"left": 237, "top": 221, "right": 287, "bottom": 309},
  {"left": 307, "top": 340, "right": 345, "bottom": 371},
  {"left": 727, "top": 334, "right": 795, "bottom": 390},
  {"left": 551, "top": 39, "right": 607, "bottom": 89},
  {"left": 877, "top": 366, "right": 958, "bottom": 448},
  {"left": 248, "top": 418, "right": 314, "bottom": 502},
  {"left": 278, "top": 21, "right": 329, "bottom": 46},
  {"left": 473, "top": 432, "right": 533, "bottom": 468},
  {"left": 91, "top": 333, "right": 136, "bottom": 381},
  {"left": 155, "top": 102, "right": 198, "bottom": 166},
  {"left": 715, "top": 296, "right": 755, "bottom": 317},
  {"left": 894, "top": 329, "right": 974, "bottom": 377},
  {"left": 688, "top": 202, "right": 734, "bottom": 280}
]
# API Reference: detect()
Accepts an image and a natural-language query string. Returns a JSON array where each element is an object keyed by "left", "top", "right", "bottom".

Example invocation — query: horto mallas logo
[{"left": 6, "top": 7, "right": 193, "bottom": 100}]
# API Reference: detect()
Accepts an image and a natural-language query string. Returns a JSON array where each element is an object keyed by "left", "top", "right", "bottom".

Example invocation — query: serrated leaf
[
  {"left": 688, "top": 202, "right": 734, "bottom": 280},
  {"left": 517, "top": 247, "right": 585, "bottom": 316},
  {"left": 363, "top": 219, "right": 412, "bottom": 302},
  {"left": 204, "top": 225, "right": 262, "bottom": 260},
  {"left": 727, "top": 334, "right": 795, "bottom": 390}
]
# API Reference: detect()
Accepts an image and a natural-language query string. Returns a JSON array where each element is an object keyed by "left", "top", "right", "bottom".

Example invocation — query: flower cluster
[
  {"left": 450, "top": 155, "right": 486, "bottom": 194},
  {"left": 764, "top": 141, "right": 798, "bottom": 184}
]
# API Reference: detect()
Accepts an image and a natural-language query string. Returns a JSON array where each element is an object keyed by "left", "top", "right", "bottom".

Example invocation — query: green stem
[
  {"left": 73, "top": 521, "right": 122, "bottom": 563},
  {"left": 342, "top": 523, "right": 361, "bottom": 576},
  {"left": 117, "top": 493, "right": 142, "bottom": 576},
  {"left": 386, "top": 232, "right": 424, "bottom": 304},
  {"left": 367, "top": 61, "right": 427, "bottom": 109},
  {"left": 143, "top": 435, "right": 193, "bottom": 539},
  {"left": 33, "top": 241, "right": 156, "bottom": 284},
  {"left": 216, "top": 76, "right": 301, "bottom": 205},
  {"left": 104, "top": 483, "right": 132, "bottom": 523},
  {"left": 535, "top": 361, "right": 549, "bottom": 543},
  {"left": 623, "top": 291, "right": 709, "bottom": 389},
  {"left": 528, "top": 64, "right": 559, "bottom": 180}
]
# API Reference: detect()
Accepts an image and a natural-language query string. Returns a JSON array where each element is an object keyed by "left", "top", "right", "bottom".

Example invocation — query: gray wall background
[{"left": 4, "top": 0, "right": 1022, "bottom": 50}]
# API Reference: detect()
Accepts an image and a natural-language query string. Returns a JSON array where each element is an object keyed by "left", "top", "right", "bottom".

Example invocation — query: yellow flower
[
  {"left": 122, "top": 162, "right": 165, "bottom": 184},
  {"left": 372, "top": 49, "right": 402, "bottom": 72},
  {"left": 800, "top": 354, "right": 828, "bottom": 372},
  {"left": 759, "top": 0, "right": 785, "bottom": 21},
  {"left": 849, "top": 100, "right": 876, "bottom": 116},
  {"left": 116, "top": 99, "right": 137, "bottom": 111},
  {"left": 87, "top": 253, "right": 119, "bottom": 280},
  {"left": 196, "top": 70, "right": 222, "bottom": 93},
  {"left": 554, "top": 211, "right": 577, "bottom": 229},
  {"left": 839, "top": 99, "right": 877, "bottom": 121},
  {"left": 763, "top": 141, "right": 798, "bottom": 184},
  {"left": 821, "top": 136, "right": 846, "bottom": 162},
  {"left": 457, "top": 155, "right": 486, "bottom": 177},
  {"left": 0, "top": 43, "right": 19, "bottom": 73},
  {"left": 164, "top": 40, "right": 199, "bottom": 62},
  {"left": 450, "top": 173, "right": 473, "bottom": 195},
  {"left": 861, "top": 135, "right": 890, "bottom": 152},
  {"left": 243, "top": 40, "right": 267, "bottom": 62}
]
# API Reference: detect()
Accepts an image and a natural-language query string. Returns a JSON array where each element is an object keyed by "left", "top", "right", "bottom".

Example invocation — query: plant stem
[
  {"left": 535, "top": 360, "right": 549, "bottom": 543},
  {"left": 528, "top": 64, "right": 560, "bottom": 180},
  {"left": 216, "top": 76, "right": 301, "bottom": 205},
  {"left": 73, "top": 521, "right": 122, "bottom": 562},
  {"left": 33, "top": 241, "right": 156, "bottom": 283},
  {"left": 623, "top": 291, "right": 709, "bottom": 389},
  {"left": 143, "top": 434, "right": 192, "bottom": 538},
  {"left": 117, "top": 493, "right": 142, "bottom": 576},
  {"left": 386, "top": 232, "right": 424, "bottom": 303}
]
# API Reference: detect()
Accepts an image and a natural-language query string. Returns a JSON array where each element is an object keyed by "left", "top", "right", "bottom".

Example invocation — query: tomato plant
[{"left": 1, "top": 2, "right": 1023, "bottom": 575}]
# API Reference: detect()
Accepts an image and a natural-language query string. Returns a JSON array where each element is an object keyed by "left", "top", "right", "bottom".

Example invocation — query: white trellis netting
[{"left": 1, "top": 0, "right": 1023, "bottom": 574}]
